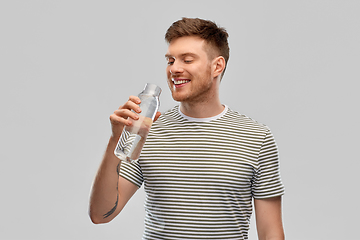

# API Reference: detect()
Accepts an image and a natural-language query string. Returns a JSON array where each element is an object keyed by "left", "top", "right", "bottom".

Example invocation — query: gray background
[{"left": 1, "top": 1, "right": 359, "bottom": 239}]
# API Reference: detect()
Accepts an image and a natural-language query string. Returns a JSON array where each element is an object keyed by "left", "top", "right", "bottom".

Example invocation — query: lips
[{"left": 172, "top": 78, "right": 191, "bottom": 85}]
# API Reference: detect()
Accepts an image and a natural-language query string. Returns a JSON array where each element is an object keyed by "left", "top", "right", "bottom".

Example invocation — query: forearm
[
  {"left": 89, "top": 96, "right": 149, "bottom": 223},
  {"left": 89, "top": 136, "right": 122, "bottom": 223}
]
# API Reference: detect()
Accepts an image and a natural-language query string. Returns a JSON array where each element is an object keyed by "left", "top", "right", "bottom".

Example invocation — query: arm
[
  {"left": 254, "top": 196, "right": 285, "bottom": 240},
  {"left": 89, "top": 96, "right": 161, "bottom": 224},
  {"left": 89, "top": 135, "right": 139, "bottom": 224}
]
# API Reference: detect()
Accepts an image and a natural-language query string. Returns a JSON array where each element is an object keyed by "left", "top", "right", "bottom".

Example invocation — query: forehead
[{"left": 166, "top": 36, "right": 208, "bottom": 57}]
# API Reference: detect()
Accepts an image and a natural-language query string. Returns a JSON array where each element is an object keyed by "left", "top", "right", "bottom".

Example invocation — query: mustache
[{"left": 168, "top": 74, "right": 190, "bottom": 79}]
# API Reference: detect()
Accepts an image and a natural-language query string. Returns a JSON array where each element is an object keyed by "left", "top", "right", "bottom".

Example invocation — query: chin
[
  {"left": 171, "top": 91, "right": 189, "bottom": 102},
  {"left": 171, "top": 94, "right": 183, "bottom": 102}
]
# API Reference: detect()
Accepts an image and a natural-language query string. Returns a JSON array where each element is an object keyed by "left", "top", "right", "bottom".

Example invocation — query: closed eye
[
  {"left": 183, "top": 56, "right": 195, "bottom": 64},
  {"left": 166, "top": 57, "right": 175, "bottom": 65}
]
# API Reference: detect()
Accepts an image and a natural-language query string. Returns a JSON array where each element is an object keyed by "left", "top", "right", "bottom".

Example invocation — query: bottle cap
[{"left": 143, "top": 83, "right": 161, "bottom": 96}]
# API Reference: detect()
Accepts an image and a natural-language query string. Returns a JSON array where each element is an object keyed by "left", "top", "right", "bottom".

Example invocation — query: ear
[{"left": 212, "top": 56, "right": 226, "bottom": 79}]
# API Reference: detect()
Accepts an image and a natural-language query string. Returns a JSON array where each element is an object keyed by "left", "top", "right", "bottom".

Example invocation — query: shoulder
[
  {"left": 223, "top": 107, "right": 270, "bottom": 134},
  {"left": 159, "top": 105, "right": 181, "bottom": 120},
  {"left": 154, "top": 105, "right": 190, "bottom": 123},
  {"left": 151, "top": 105, "right": 183, "bottom": 129}
]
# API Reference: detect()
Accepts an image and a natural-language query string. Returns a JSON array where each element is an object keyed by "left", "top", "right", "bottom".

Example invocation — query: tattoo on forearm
[
  {"left": 103, "top": 194, "right": 119, "bottom": 218},
  {"left": 103, "top": 162, "right": 121, "bottom": 219},
  {"left": 116, "top": 161, "right": 121, "bottom": 175}
]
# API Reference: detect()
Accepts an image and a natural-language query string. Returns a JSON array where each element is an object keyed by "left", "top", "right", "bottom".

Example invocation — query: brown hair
[{"left": 165, "top": 17, "right": 230, "bottom": 77}]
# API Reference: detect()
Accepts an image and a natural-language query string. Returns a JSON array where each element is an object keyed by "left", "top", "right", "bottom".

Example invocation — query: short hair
[{"left": 165, "top": 17, "right": 230, "bottom": 77}]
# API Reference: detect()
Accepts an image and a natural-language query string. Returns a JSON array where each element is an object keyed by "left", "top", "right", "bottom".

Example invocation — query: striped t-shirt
[{"left": 119, "top": 105, "right": 285, "bottom": 240}]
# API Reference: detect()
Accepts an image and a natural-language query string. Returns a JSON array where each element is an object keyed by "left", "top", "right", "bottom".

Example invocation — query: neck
[
  {"left": 179, "top": 88, "right": 224, "bottom": 118},
  {"left": 180, "top": 102, "right": 224, "bottom": 119}
]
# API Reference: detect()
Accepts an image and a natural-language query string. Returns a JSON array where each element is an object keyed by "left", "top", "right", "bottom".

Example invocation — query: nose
[{"left": 169, "top": 61, "right": 184, "bottom": 75}]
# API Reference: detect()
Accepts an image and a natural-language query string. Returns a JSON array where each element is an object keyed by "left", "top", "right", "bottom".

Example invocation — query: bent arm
[
  {"left": 89, "top": 96, "right": 161, "bottom": 224},
  {"left": 89, "top": 136, "right": 138, "bottom": 224},
  {"left": 254, "top": 196, "right": 285, "bottom": 240}
]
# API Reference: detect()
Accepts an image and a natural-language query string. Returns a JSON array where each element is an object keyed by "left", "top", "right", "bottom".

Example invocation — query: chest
[{"left": 139, "top": 124, "right": 263, "bottom": 190}]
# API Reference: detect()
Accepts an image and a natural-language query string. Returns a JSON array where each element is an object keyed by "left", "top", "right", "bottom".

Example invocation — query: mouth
[{"left": 172, "top": 78, "right": 191, "bottom": 85}]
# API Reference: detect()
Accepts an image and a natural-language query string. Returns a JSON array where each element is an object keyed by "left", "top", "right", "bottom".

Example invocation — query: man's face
[{"left": 165, "top": 36, "right": 217, "bottom": 103}]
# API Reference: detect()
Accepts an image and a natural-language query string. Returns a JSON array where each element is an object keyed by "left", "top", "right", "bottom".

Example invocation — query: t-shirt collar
[{"left": 178, "top": 105, "right": 228, "bottom": 122}]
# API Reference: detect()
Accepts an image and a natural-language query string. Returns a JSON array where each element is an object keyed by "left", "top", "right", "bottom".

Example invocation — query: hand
[{"left": 109, "top": 96, "right": 161, "bottom": 139}]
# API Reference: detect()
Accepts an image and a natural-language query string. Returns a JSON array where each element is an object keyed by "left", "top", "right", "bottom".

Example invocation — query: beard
[{"left": 168, "top": 69, "right": 214, "bottom": 103}]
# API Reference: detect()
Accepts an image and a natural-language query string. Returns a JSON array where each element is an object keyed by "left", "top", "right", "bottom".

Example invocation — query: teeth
[{"left": 173, "top": 79, "right": 190, "bottom": 84}]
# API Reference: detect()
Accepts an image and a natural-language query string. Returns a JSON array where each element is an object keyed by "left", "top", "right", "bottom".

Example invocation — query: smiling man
[
  {"left": 89, "top": 18, "right": 285, "bottom": 240},
  {"left": 165, "top": 35, "right": 225, "bottom": 118}
]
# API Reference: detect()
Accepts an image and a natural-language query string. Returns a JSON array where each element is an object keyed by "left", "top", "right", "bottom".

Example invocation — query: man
[{"left": 89, "top": 18, "right": 285, "bottom": 240}]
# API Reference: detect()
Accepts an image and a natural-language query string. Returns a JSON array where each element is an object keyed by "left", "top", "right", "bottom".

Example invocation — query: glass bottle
[{"left": 114, "top": 83, "right": 161, "bottom": 163}]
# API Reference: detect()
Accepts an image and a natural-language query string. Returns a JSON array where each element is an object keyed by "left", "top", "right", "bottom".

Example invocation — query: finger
[
  {"left": 113, "top": 109, "right": 139, "bottom": 123},
  {"left": 128, "top": 95, "right": 141, "bottom": 105},
  {"left": 153, "top": 111, "right": 161, "bottom": 122},
  {"left": 121, "top": 98, "right": 142, "bottom": 114},
  {"left": 109, "top": 112, "right": 128, "bottom": 126},
  {"left": 110, "top": 115, "right": 136, "bottom": 128}
]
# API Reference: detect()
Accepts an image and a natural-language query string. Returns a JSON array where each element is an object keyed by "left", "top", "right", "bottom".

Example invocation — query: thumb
[{"left": 153, "top": 111, "right": 161, "bottom": 122}]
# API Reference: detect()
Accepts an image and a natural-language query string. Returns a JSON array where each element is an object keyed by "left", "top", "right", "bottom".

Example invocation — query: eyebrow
[{"left": 165, "top": 52, "right": 198, "bottom": 59}]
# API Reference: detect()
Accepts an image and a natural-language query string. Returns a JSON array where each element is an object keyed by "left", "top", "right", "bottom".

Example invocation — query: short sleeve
[
  {"left": 251, "top": 129, "right": 285, "bottom": 199},
  {"left": 119, "top": 160, "right": 144, "bottom": 188}
]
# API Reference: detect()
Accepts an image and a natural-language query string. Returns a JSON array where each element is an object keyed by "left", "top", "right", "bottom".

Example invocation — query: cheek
[
  {"left": 167, "top": 79, "right": 175, "bottom": 92},
  {"left": 166, "top": 67, "right": 171, "bottom": 78},
  {"left": 194, "top": 66, "right": 209, "bottom": 78}
]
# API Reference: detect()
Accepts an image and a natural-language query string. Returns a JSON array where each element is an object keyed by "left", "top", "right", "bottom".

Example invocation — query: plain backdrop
[{"left": 1, "top": 1, "right": 359, "bottom": 239}]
